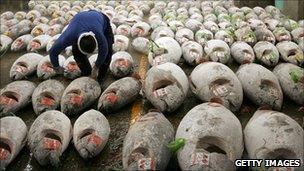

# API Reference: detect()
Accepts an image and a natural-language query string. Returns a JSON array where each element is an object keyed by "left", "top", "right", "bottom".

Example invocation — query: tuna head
[
  {"left": 214, "top": 30, "right": 235, "bottom": 46},
  {"left": 176, "top": 103, "right": 243, "bottom": 170},
  {"left": 190, "top": 62, "right": 243, "bottom": 112},
  {"left": 37, "top": 55, "right": 65, "bottom": 79},
  {"left": 148, "top": 37, "right": 182, "bottom": 66},
  {"left": 143, "top": 63, "right": 189, "bottom": 112},
  {"left": 236, "top": 63, "right": 283, "bottom": 110},
  {"left": 230, "top": 41, "right": 255, "bottom": 64},
  {"left": 0, "top": 81, "right": 36, "bottom": 115},
  {"left": 60, "top": 77, "right": 101, "bottom": 116},
  {"left": 113, "top": 35, "right": 129, "bottom": 52},
  {"left": 116, "top": 24, "right": 131, "bottom": 37},
  {"left": 28, "top": 110, "right": 72, "bottom": 166},
  {"left": 204, "top": 40, "right": 231, "bottom": 64},
  {"left": 253, "top": 41, "right": 279, "bottom": 67},
  {"left": 0, "top": 35, "right": 13, "bottom": 54},
  {"left": 131, "top": 22, "right": 151, "bottom": 37},
  {"left": 195, "top": 29, "right": 214, "bottom": 47},
  {"left": 244, "top": 110, "right": 303, "bottom": 170},
  {"left": 0, "top": 116, "right": 27, "bottom": 170},
  {"left": 32, "top": 80, "right": 65, "bottom": 115},
  {"left": 131, "top": 37, "right": 150, "bottom": 54},
  {"left": 63, "top": 56, "right": 81, "bottom": 79},
  {"left": 254, "top": 27, "right": 276, "bottom": 44},
  {"left": 109, "top": 51, "right": 134, "bottom": 78},
  {"left": 181, "top": 41, "right": 205, "bottom": 65},
  {"left": 11, "top": 34, "right": 33, "bottom": 51},
  {"left": 73, "top": 110, "right": 110, "bottom": 159},
  {"left": 273, "top": 27, "right": 291, "bottom": 42},
  {"left": 175, "top": 28, "right": 194, "bottom": 45},
  {"left": 123, "top": 112, "right": 174, "bottom": 170},
  {"left": 276, "top": 41, "right": 304, "bottom": 66},
  {"left": 98, "top": 77, "right": 141, "bottom": 112}
]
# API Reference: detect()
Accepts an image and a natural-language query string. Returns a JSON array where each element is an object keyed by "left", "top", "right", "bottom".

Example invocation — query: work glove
[
  {"left": 91, "top": 65, "right": 99, "bottom": 80},
  {"left": 53, "top": 66, "right": 64, "bottom": 75}
]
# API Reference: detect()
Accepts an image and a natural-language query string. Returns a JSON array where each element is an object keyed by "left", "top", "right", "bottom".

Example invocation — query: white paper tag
[
  {"left": 191, "top": 152, "right": 209, "bottom": 166},
  {"left": 153, "top": 88, "right": 167, "bottom": 98},
  {"left": 138, "top": 158, "right": 155, "bottom": 170},
  {"left": 213, "top": 85, "right": 228, "bottom": 96}
]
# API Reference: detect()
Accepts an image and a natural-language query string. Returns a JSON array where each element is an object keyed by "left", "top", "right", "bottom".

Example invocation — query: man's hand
[
  {"left": 91, "top": 65, "right": 99, "bottom": 80},
  {"left": 53, "top": 66, "right": 64, "bottom": 75}
]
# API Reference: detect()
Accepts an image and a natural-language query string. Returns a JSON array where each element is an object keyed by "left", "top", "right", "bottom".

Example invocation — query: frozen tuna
[
  {"left": 148, "top": 37, "right": 182, "bottom": 66},
  {"left": 63, "top": 56, "right": 81, "bottom": 79},
  {"left": 190, "top": 62, "right": 243, "bottom": 112},
  {"left": 214, "top": 29, "right": 235, "bottom": 46},
  {"left": 73, "top": 109, "right": 110, "bottom": 159},
  {"left": 142, "top": 62, "right": 189, "bottom": 112},
  {"left": 32, "top": 80, "right": 65, "bottom": 115},
  {"left": 28, "top": 110, "right": 72, "bottom": 166},
  {"left": 116, "top": 24, "right": 131, "bottom": 37},
  {"left": 253, "top": 41, "right": 279, "bottom": 66},
  {"left": 244, "top": 110, "right": 303, "bottom": 170},
  {"left": 0, "top": 34, "right": 12, "bottom": 54},
  {"left": 113, "top": 35, "right": 129, "bottom": 52},
  {"left": 11, "top": 34, "right": 33, "bottom": 51},
  {"left": 176, "top": 102, "right": 243, "bottom": 171},
  {"left": 123, "top": 111, "right": 174, "bottom": 170},
  {"left": 109, "top": 51, "right": 134, "bottom": 78},
  {"left": 276, "top": 41, "right": 304, "bottom": 66},
  {"left": 0, "top": 80, "right": 36, "bottom": 115},
  {"left": 0, "top": 116, "right": 27, "bottom": 170},
  {"left": 27, "top": 34, "right": 51, "bottom": 52},
  {"left": 37, "top": 55, "right": 65, "bottom": 79},
  {"left": 10, "top": 53, "right": 43, "bottom": 80},
  {"left": 46, "top": 34, "right": 60, "bottom": 52},
  {"left": 131, "top": 21, "right": 151, "bottom": 37},
  {"left": 31, "top": 24, "right": 49, "bottom": 37},
  {"left": 273, "top": 63, "right": 304, "bottom": 105},
  {"left": 151, "top": 26, "right": 174, "bottom": 41},
  {"left": 181, "top": 41, "right": 205, "bottom": 65},
  {"left": 231, "top": 41, "right": 255, "bottom": 64},
  {"left": 235, "top": 27, "right": 257, "bottom": 46},
  {"left": 236, "top": 63, "right": 283, "bottom": 110},
  {"left": 61, "top": 77, "right": 101, "bottom": 116},
  {"left": 291, "top": 27, "right": 304, "bottom": 43},
  {"left": 195, "top": 29, "right": 213, "bottom": 47},
  {"left": 131, "top": 37, "right": 150, "bottom": 54},
  {"left": 204, "top": 40, "right": 231, "bottom": 64},
  {"left": 273, "top": 27, "right": 291, "bottom": 42},
  {"left": 175, "top": 28, "right": 194, "bottom": 45},
  {"left": 46, "top": 24, "right": 63, "bottom": 36},
  {"left": 98, "top": 76, "right": 141, "bottom": 112},
  {"left": 254, "top": 27, "right": 276, "bottom": 44}
]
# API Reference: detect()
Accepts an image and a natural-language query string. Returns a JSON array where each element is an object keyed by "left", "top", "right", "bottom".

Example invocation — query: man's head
[{"left": 78, "top": 32, "right": 97, "bottom": 55}]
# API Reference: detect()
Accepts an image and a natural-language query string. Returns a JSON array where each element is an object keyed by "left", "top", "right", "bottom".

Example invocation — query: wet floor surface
[{"left": 1, "top": 2, "right": 304, "bottom": 171}]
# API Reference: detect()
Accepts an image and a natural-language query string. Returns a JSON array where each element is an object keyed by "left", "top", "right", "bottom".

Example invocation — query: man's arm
[
  {"left": 95, "top": 33, "right": 109, "bottom": 68},
  {"left": 49, "top": 24, "right": 77, "bottom": 68}
]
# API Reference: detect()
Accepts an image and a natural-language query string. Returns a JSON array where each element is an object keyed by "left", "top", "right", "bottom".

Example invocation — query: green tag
[
  {"left": 289, "top": 69, "right": 303, "bottom": 83},
  {"left": 167, "top": 138, "right": 186, "bottom": 153}
]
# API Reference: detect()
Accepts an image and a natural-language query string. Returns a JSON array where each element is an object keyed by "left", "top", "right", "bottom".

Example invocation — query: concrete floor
[{"left": 0, "top": 1, "right": 303, "bottom": 170}]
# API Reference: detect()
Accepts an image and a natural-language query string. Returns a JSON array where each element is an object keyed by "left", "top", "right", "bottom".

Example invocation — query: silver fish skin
[
  {"left": 0, "top": 116, "right": 27, "bottom": 170},
  {"left": 61, "top": 77, "right": 101, "bottom": 116},
  {"left": 98, "top": 76, "right": 141, "bottom": 112},
  {"left": 236, "top": 63, "right": 283, "bottom": 110},
  {"left": 176, "top": 102, "right": 243, "bottom": 171},
  {"left": 122, "top": 111, "right": 174, "bottom": 170},
  {"left": 190, "top": 62, "right": 243, "bottom": 112},
  {"left": 143, "top": 62, "right": 189, "bottom": 112},
  {"left": 244, "top": 110, "right": 304, "bottom": 171},
  {"left": 28, "top": 110, "right": 72, "bottom": 166},
  {"left": 273, "top": 63, "right": 304, "bottom": 105},
  {"left": 73, "top": 109, "right": 110, "bottom": 159},
  {"left": 32, "top": 79, "right": 65, "bottom": 115},
  {"left": 0, "top": 81, "right": 36, "bottom": 115}
]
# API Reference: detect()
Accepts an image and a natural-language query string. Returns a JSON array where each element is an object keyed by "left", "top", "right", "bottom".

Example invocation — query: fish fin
[
  {"left": 210, "top": 96, "right": 223, "bottom": 105},
  {"left": 257, "top": 105, "right": 271, "bottom": 110}
]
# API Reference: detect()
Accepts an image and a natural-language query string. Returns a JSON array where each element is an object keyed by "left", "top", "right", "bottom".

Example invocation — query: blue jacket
[{"left": 49, "top": 10, "right": 109, "bottom": 68}]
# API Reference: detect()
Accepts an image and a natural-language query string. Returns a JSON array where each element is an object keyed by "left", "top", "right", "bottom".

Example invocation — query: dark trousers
[{"left": 72, "top": 14, "right": 114, "bottom": 82}]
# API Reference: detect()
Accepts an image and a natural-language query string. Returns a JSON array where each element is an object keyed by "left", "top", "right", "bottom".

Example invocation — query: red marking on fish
[
  {"left": 43, "top": 138, "right": 61, "bottom": 150},
  {"left": 106, "top": 93, "right": 118, "bottom": 104},
  {"left": 0, "top": 95, "right": 17, "bottom": 105},
  {"left": 70, "top": 95, "right": 83, "bottom": 105},
  {"left": 115, "top": 59, "right": 129, "bottom": 67},
  {"left": 40, "top": 96, "right": 55, "bottom": 107},
  {"left": 41, "top": 63, "right": 54, "bottom": 72},
  {"left": 67, "top": 63, "right": 79, "bottom": 71},
  {"left": 30, "top": 41, "right": 40, "bottom": 50},
  {"left": 0, "top": 148, "right": 10, "bottom": 160},
  {"left": 88, "top": 133, "right": 103, "bottom": 147},
  {"left": 15, "top": 66, "right": 27, "bottom": 73}
]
